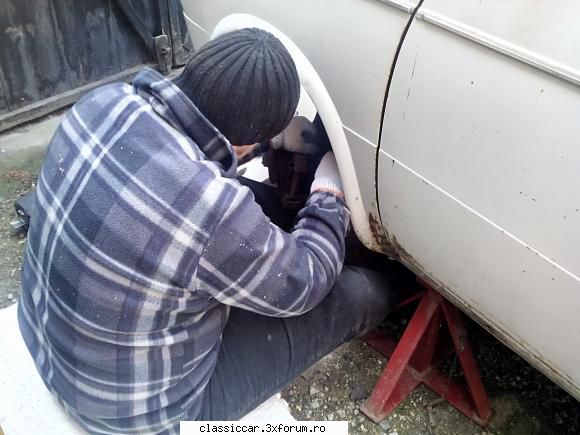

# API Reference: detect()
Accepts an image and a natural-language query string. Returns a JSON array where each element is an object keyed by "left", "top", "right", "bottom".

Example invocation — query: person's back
[
  {"left": 18, "top": 67, "right": 243, "bottom": 432},
  {"left": 18, "top": 28, "right": 395, "bottom": 435}
]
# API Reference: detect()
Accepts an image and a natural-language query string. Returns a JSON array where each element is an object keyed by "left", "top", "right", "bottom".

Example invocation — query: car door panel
[{"left": 377, "top": 1, "right": 580, "bottom": 398}]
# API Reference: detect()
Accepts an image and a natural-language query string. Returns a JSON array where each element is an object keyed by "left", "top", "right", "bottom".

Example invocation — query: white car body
[{"left": 180, "top": 0, "right": 580, "bottom": 400}]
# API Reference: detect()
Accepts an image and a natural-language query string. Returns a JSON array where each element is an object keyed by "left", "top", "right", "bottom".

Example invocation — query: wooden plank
[
  {"left": 0, "top": 65, "right": 151, "bottom": 133},
  {"left": 168, "top": 0, "right": 186, "bottom": 66}
]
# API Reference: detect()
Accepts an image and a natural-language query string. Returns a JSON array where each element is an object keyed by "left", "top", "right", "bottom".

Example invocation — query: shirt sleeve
[
  {"left": 196, "top": 178, "right": 350, "bottom": 317},
  {"left": 236, "top": 141, "right": 270, "bottom": 165}
]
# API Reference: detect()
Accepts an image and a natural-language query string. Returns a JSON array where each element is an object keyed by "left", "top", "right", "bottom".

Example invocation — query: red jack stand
[{"left": 360, "top": 283, "right": 493, "bottom": 427}]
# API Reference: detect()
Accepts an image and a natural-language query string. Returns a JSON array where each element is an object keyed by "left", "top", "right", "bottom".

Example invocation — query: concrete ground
[{"left": 0, "top": 115, "right": 579, "bottom": 434}]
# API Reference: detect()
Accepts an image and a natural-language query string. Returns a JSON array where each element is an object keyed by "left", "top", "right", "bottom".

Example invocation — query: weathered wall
[{"left": 0, "top": 0, "right": 159, "bottom": 114}]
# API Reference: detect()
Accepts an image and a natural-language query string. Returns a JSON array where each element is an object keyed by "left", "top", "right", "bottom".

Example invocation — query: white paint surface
[
  {"left": 378, "top": 14, "right": 580, "bottom": 398},
  {"left": 422, "top": 0, "right": 580, "bottom": 75}
]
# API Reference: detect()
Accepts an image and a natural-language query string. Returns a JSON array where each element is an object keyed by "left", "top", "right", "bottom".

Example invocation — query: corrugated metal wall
[{"left": 0, "top": 0, "right": 166, "bottom": 115}]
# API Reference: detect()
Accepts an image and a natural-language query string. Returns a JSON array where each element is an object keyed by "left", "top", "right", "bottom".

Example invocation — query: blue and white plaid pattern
[{"left": 17, "top": 68, "right": 350, "bottom": 434}]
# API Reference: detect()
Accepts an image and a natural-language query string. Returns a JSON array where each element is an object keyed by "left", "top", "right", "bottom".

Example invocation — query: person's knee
[{"left": 334, "top": 266, "right": 399, "bottom": 332}]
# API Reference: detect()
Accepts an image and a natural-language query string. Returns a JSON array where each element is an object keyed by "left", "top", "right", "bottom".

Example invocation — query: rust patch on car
[
  {"left": 368, "top": 212, "right": 390, "bottom": 251},
  {"left": 368, "top": 210, "right": 424, "bottom": 273}
]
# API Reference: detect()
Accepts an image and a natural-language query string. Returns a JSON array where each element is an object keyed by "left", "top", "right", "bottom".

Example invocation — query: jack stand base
[{"left": 360, "top": 284, "right": 493, "bottom": 427}]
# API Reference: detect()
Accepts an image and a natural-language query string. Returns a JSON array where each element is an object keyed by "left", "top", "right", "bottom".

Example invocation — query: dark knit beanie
[{"left": 175, "top": 28, "right": 300, "bottom": 145}]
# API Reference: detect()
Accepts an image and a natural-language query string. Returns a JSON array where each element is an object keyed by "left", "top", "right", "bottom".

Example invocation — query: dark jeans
[{"left": 197, "top": 178, "right": 399, "bottom": 420}]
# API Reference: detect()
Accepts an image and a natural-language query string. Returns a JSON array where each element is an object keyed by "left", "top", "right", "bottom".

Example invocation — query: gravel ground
[
  {"left": 1, "top": 118, "right": 579, "bottom": 434},
  {"left": 0, "top": 163, "right": 39, "bottom": 309},
  {"left": 282, "top": 319, "right": 580, "bottom": 435}
]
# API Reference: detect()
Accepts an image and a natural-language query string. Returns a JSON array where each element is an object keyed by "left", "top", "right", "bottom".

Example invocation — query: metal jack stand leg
[{"left": 360, "top": 285, "right": 493, "bottom": 427}]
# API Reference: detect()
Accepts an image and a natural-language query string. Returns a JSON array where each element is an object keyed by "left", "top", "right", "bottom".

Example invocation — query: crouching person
[{"left": 18, "top": 28, "right": 396, "bottom": 434}]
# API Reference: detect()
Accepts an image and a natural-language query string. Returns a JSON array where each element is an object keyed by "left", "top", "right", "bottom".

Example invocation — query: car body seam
[
  {"left": 416, "top": 8, "right": 580, "bottom": 87},
  {"left": 374, "top": 0, "right": 425, "bottom": 228}
]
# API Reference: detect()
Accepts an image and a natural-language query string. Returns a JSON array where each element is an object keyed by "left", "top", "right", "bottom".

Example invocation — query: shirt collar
[{"left": 132, "top": 67, "right": 237, "bottom": 176}]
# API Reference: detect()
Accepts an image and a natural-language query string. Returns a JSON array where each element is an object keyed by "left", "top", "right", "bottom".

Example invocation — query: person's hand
[
  {"left": 234, "top": 144, "right": 257, "bottom": 160},
  {"left": 311, "top": 152, "right": 343, "bottom": 197},
  {"left": 270, "top": 116, "right": 321, "bottom": 154}
]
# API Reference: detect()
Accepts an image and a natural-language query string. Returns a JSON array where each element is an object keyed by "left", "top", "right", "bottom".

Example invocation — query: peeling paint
[{"left": 368, "top": 212, "right": 390, "bottom": 251}]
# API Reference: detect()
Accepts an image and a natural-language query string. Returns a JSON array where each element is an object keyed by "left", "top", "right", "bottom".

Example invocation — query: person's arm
[
  {"left": 235, "top": 141, "right": 270, "bottom": 165},
  {"left": 197, "top": 153, "right": 348, "bottom": 317}
]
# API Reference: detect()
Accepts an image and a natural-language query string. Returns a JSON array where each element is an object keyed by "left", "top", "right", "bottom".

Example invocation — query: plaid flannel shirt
[{"left": 17, "top": 68, "right": 349, "bottom": 434}]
